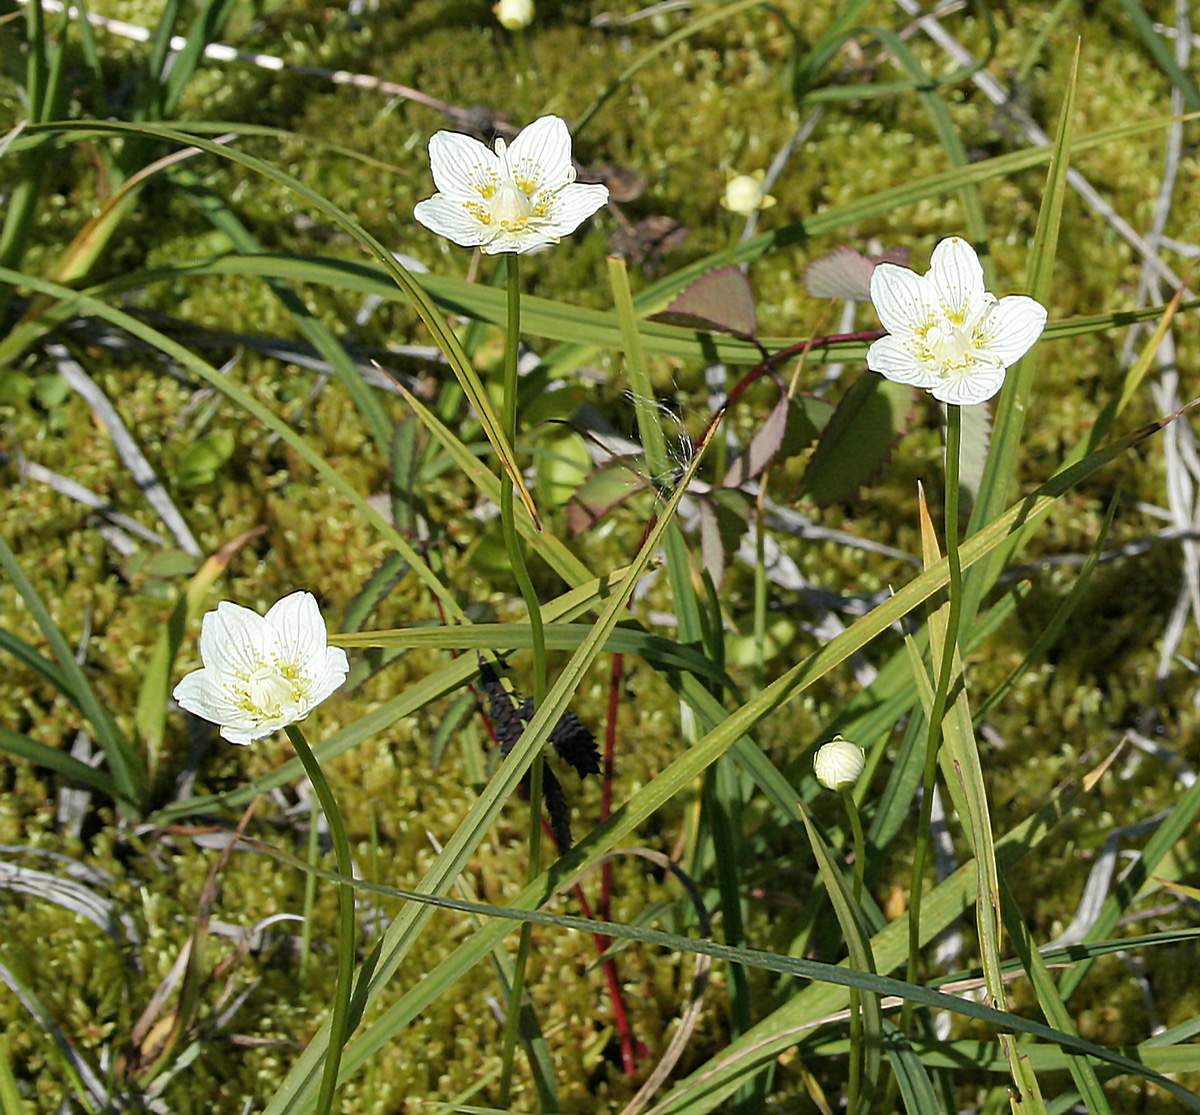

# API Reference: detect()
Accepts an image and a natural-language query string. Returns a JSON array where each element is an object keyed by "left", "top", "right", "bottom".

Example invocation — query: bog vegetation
[{"left": 1, "top": 0, "right": 1199, "bottom": 1113}]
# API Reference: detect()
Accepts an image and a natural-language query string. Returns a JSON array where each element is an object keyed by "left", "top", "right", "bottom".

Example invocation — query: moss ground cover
[{"left": 2, "top": 0, "right": 1200, "bottom": 1111}]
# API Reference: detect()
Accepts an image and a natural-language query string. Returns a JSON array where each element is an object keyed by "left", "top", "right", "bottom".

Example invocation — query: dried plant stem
[
  {"left": 284, "top": 724, "right": 355, "bottom": 1115},
  {"left": 497, "top": 251, "right": 549, "bottom": 1107},
  {"left": 901, "top": 403, "right": 964, "bottom": 1036}
]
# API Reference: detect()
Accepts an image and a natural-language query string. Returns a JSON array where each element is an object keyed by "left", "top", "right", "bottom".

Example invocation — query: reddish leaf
[
  {"left": 797, "top": 373, "right": 916, "bottom": 505},
  {"left": 698, "top": 490, "right": 751, "bottom": 588},
  {"left": 804, "top": 245, "right": 911, "bottom": 301},
  {"left": 649, "top": 266, "right": 757, "bottom": 338},
  {"left": 723, "top": 392, "right": 789, "bottom": 488}
]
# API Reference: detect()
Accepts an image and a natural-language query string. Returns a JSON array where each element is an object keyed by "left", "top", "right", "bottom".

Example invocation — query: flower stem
[
  {"left": 497, "top": 250, "right": 548, "bottom": 1107},
  {"left": 841, "top": 784, "right": 867, "bottom": 1115},
  {"left": 901, "top": 403, "right": 964, "bottom": 1036},
  {"left": 285, "top": 724, "right": 355, "bottom": 1115}
]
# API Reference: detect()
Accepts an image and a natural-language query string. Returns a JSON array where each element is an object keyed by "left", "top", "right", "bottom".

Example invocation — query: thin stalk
[
  {"left": 298, "top": 792, "right": 320, "bottom": 982},
  {"left": 285, "top": 724, "right": 355, "bottom": 1115},
  {"left": 497, "top": 251, "right": 549, "bottom": 1108},
  {"left": 841, "top": 785, "right": 867, "bottom": 1115},
  {"left": 900, "top": 404, "right": 964, "bottom": 1036}
]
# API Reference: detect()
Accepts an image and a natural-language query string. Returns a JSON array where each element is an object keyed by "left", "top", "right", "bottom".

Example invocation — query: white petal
[
  {"left": 541, "top": 181, "right": 609, "bottom": 239},
  {"left": 426, "top": 130, "right": 501, "bottom": 199},
  {"left": 976, "top": 294, "right": 1047, "bottom": 367},
  {"left": 198, "top": 602, "right": 274, "bottom": 675},
  {"left": 265, "top": 591, "right": 327, "bottom": 671},
  {"left": 870, "top": 264, "right": 940, "bottom": 337},
  {"left": 307, "top": 646, "right": 350, "bottom": 708},
  {"left": 929, "top": 362, "right": 1007, "bottom": 406},
  {"left": 220, "top": 721, "right": 276, "bottom": 745},
  {"left": 505, "top": 115, "right": 574, "bottom": 195},
  {"left": 927, "top": 236, "right": 986, "bottom": 325},
  {"left": 173, "top": 668, "right": 249, "bottom": 728},
  {"left": 866, "top": 335, "right": 940, "bottom": 389},
  {"left": 414, "top": 196, "right": 492, "bottom": 248},
  {"left": 479, "top": 226, "right": 556, "bottom": 254}
]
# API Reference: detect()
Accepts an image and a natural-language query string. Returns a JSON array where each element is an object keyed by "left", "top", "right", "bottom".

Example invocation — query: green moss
[{"left": 3, "top": 0, "right": 1200, "bottom": 1109}]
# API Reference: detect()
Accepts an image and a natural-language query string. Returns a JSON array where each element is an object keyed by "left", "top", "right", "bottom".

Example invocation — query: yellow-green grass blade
[
  {"left": 394, "top": 383, "right": 591, "bottom": 586},
  {"left": 333, "top": 622, "right": 737, "bottom": 690},
  {"left": 0, "top": 529, "right": 143, "bottom": 813},
  {"left": 1056, "top": 767, "right": 1200, "bottom": 1004},
  {"left": 271, "top": 412, "right": 1188, "bottom": 1114},
  {"left": 0, "top": 264, "right": 464, "bottom": 624},
  {"left": 175, "top": 172, "right": 394, "bottom": 455},
  {"left": 233, "top": 786, "right": 1200, "bottom": 1111},
  {"left": 261, "top": 420, "right": 722, "bottom": 1115},
  {"left": 542, "top": 112, "right": 1197, "bottom": 374},
  {"left": 13, "top": 120, "right": 538, "bottom": 528},
  {"left": 997, "top": 874, "right": 1111, "bottom": 1115},
  {"left": 13, "top": 251, "right": 1199, "bottom": 373},
  {"left": 148, "top": 563, "right": 636, "bottom": 824},
  {"left": 795, "top": 800, "right": 884, "bottom": 1113},
  {"left": 872, "top": 1038, "right": 1200, "bottom": 1078},
  {"left": 963, "top": 45, "right": 1078, "bottom": 622}
]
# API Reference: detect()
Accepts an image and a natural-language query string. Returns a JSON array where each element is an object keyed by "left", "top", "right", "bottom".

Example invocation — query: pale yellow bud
[
  {"left": 494, "top": 0, "right": 534, "bottom": 29},
  {"left": 722, "top": 173, "right": 776, "bottom": 216},
  {"left": 813, "top": 736, "right": 865, "bottom": 791}
]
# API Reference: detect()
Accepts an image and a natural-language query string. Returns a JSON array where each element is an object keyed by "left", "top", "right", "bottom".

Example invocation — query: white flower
[
  {"left": 173, "top": 592, "right": 349, "bottom": 745},
  {"left": 413, "top": 115, "right": 609, "bottom": 255},
  {"left": 494, "top": 0, "right": 533, "bottom": 29},
  {"left": 866, "top": 236, "right": 1047, "bottom": 406},
  {"left": 722, "top": 172, "right": 775, "bottom": 216},
  {"left": 813, "top": 736, "right": 866, "bottom": 791}
]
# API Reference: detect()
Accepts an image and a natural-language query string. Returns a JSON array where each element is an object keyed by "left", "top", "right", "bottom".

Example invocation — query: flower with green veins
[
  {"left": 173, "top": 592, "right": 349, "bottom": 744},
  {"left": 414, "top": 115, "right": 609, "bottom": 255},
  {"left": 813, "top": 735, "right": 866, "bottom": 791},
  {"left": 867, "top": 236, "right": 1047, "bottom": 406}
]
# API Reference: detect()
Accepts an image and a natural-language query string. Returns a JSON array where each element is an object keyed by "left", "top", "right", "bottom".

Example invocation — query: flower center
[
  {"left": 244, "top": 663, "right": 304, "bottom": 722},
  {"left": 922, "top": 320, "right": 976, "bottom": 370},
  {"left": 487, "top": 179, "right": 534, "bottom": 231}
]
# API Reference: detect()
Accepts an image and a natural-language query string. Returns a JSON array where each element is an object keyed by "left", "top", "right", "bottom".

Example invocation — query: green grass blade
[
  {"left": 881, "top": 1022, "right": 947, "bottom": 1115},
  {"left": 16, "top": 120, "right": 537, "bottom": 526},
  {"left": 0, "top": 727, "right": 121, "bottom": 800},
  {"left": 262, "top": 421, "right": 721, "bottom": 1115},
  {"left": 963, "top": 45, "right": 1078, "bottom": 620},
  {"left": 1110, "top": 0, "right": 1200, "bottom": 112},
  {"left": 175, "top": 173, "right": 395, "bottom": 455},
  {"left": 0, "top": 530, "right": 143, "bottom": 812},
  {"left": 0, "top": 264, "right": 465, "bottom": 624}
]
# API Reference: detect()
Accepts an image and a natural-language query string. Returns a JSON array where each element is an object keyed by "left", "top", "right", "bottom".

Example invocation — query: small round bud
[
  {"left": 722, "top": 173, "right": 776, "bottom": 216},
  {"left": 494, "top": 0, "right": 534, "bottom": 29},
  {"left": 813, "top": 736, "right": 865, "bottom": 791}
]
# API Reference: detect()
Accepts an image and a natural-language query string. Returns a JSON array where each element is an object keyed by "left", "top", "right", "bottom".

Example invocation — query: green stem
[
  {"left": 900, "top": 403, "right": 964, "bottom": 1036},
  {"left": 285, "top": 724, "right": 355, "bottom": 1115},
  {"left": 841, "top": 785, "right": 867, "bottom": 1115},
  {"left": 496, "top": 251, "right": 548, "bottom": 1108}
]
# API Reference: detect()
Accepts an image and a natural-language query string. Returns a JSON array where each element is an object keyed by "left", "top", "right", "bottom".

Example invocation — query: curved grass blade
[
  {"left": 0, "top": 264, "right": 465, "bottom": 623},
  {"left": 0, "top": 727, "right": 120, "bottom": 800},
  {"left": 0, "top": 530, "right": 144, "bottom": 813},
  {"left": 260, "top": 420, "right": 723, "bottom": 1115},
  {"left": 148, "top": 563, "right": 634, "bottom": 823},
  {"left": 266, "top": 409, "right": 1190, "bottom": 1115},
  {"left": 14, "top": 120, "right": 538, "bottom": 527}
]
